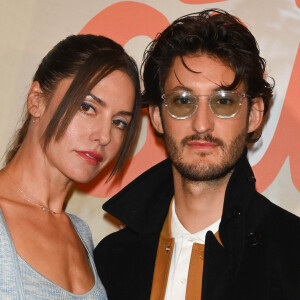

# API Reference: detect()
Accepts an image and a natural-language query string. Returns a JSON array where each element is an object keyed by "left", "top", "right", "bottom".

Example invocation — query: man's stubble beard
[{"left": 163, "top": 129, "right": 247, "bottom": 182}]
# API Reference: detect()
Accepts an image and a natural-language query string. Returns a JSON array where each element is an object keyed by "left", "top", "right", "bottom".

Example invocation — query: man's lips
[
  {"left": 187, "top": 141, "right": 218, "bottom": 150},
  {"left": 76, "top": 151, "right": 103, "bottom": 166}
]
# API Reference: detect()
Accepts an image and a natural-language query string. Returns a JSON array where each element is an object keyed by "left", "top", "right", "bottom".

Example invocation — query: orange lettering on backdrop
[
  {"left": 76, "top": 2, "right": 299, "bottom": 198},
  {"left": 253, "top": 44, "right": 300, "bottom": 193},
  {"left": 76, "top": 2, "right": 169, "bottom": 197},
  {"left": 180, "top": 0, "right": 226, "bottom": 3},
  {"left": 79, "top": 1, "right": 169, "bottom": 45},
  {"left": 296, "top": 0, "right": 300, "bottom": 9}
]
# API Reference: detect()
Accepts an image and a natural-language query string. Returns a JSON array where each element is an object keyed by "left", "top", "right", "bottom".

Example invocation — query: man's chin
[
  {"left": 174, "top": 161, "right": 234, "bottom": 182},
  {"left": 184, "top": 155, "right": 220, "bottom": 168}
]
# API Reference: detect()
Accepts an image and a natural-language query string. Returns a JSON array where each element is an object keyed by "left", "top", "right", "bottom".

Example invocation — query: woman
[{"left": 0, "top": 34, "right": 141, "bottom": 299}]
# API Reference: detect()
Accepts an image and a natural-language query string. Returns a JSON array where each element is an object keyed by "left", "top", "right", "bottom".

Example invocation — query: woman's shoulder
[{"left": 66, "top": 213, "right": 94, "bottom": 252}]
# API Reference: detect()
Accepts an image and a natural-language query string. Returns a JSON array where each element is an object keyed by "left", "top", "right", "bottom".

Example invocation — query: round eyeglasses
[{"left": 162, "top": 90, "right": 250, "bottom": 119}]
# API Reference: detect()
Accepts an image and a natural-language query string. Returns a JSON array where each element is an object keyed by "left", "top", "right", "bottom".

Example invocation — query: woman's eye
[
  {"left": 112, "top": 119, "right": 128, "bottom": 130},
  {"left": 80, "top": 102, "right": 96, "bottom": 114}
]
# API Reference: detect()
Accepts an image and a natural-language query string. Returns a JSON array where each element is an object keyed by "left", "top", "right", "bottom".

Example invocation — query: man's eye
[
  {"left": 173, "top": 96, "right": 193, "bottom": 105},
  {"left": 112, "top": 119, "right": 128, "bottom": 130},
  {"left": 216, "top": 97, "right": 234, "bottom": 105},
  {"left": 80, "top": 102, "right": 96, "bottom": 114}
]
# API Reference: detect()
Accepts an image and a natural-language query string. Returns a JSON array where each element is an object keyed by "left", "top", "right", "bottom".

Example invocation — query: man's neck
[{"left": 172, "top": 166, "right": 232, "bottom": 234}]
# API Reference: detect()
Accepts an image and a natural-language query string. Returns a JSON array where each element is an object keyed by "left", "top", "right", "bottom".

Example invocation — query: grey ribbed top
[{"left": 0, "top": 210, "right": 107, "bottom": 299}]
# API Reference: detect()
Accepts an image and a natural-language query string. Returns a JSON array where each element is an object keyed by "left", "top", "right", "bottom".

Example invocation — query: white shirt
[{"left": 164, "top": 201, "right": 221, "bottom": 300}]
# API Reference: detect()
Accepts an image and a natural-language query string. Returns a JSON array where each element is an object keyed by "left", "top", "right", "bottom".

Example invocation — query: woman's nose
[{"left": 89, "top": 120, "right": 111, "bottom": 146}]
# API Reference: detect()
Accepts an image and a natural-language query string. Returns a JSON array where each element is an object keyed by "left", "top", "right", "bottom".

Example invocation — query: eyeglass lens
[{"left": 165, "top": 91, "right": 242, "bottom": 119}]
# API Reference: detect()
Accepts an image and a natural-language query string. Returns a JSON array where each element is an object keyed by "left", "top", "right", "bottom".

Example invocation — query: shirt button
[
  {"left": 233, "top": 209, "right": 241, "bottom": 218},
  {"left": 247, "top": 232, "right": 261, "bottom": 246},
  {"left": 180, "top": 278, "right": 187, "bottom": 284}
]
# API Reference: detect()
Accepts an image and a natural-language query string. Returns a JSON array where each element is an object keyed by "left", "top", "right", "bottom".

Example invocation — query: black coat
[{"left": 94, "top": 154, "right": 300, "bottom": 300}]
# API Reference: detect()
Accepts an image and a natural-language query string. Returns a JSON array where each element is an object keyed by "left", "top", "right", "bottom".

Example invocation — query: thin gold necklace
[{"left": 1, "top": 169, "right": 61, "bottom": 215}]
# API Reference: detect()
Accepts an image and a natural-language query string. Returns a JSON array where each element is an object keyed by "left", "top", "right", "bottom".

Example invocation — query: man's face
[{"left": 150, "top": 55, "right": 263, "bottom": 182}]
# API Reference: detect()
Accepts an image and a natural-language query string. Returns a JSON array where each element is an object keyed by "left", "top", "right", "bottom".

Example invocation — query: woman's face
[{"left": 39, "top": 70, "right": 136, "bottom": 183}]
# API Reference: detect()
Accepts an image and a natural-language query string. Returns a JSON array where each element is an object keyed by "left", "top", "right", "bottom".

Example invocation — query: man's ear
[
  {"left": 247, "top": 97, "right": 264, "bottom": 133},
  {"left": 27, "top": 81, "right": 46, "bottom": 118},
  {"left": 149, "top": 105, "right": 164, "bottom": 135}
]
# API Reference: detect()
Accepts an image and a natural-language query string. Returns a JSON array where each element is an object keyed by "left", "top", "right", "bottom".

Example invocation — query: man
[{"left": 94, "top": 9, "right": 300, "bottom": 300}]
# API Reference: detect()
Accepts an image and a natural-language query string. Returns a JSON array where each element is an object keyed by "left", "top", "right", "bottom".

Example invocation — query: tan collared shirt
[{"left": 150, "top": 199, "right": 222, "bottom": 300}]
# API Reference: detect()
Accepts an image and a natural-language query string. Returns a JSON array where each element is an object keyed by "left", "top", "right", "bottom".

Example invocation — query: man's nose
[{"left": 191, "top": 98, "right": 214, "bottom": 134}]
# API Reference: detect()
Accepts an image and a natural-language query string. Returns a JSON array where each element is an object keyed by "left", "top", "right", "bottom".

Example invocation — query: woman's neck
[{"left": 2, "top": 143, "right": 73, "bottom": 214}]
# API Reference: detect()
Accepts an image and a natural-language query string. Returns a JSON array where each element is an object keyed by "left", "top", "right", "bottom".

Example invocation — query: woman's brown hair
[{"left": 5, "top": 34, "right": 141, "bottom": 177}]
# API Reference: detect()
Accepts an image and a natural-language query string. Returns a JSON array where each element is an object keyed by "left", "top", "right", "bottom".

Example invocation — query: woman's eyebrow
[
  {"left": 119, "top": 111, "right": 133, "bottom": 117},
  {"left": 88, "top": 93, "right": 106, "bottom": 106},
  {"left": 88, "top": 93, "right": 133, "bottom": 116}
]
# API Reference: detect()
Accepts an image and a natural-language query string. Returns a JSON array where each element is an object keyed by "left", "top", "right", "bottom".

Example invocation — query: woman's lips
[{"left": 76, "top": 151, "right": 103, "bottom": 166}]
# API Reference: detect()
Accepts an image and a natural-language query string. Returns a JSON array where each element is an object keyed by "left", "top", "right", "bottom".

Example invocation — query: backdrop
[{"left": 0, "top": 0, "right": 299, "bottom": 245}]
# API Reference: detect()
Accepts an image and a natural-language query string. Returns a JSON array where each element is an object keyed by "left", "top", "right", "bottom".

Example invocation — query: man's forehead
[{"left": 165, "top": 55, "right": 236, "bottom": 89}]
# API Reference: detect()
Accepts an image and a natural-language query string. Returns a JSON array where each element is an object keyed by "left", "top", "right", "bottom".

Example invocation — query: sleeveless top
[{"left": 0, "top": 209, "right": 107, "bottom": 299}]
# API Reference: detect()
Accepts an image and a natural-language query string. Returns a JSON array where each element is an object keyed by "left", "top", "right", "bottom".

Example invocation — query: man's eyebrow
[
  {"left": 167, "top": 85, "right": 226, "bottom": 94},
  {"left": 168, "top": 86, "right": 193, "bottom": 93}
]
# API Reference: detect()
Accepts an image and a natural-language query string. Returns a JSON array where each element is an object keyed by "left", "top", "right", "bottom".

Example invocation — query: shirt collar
[{"left": 171, "top": 199, "right": 221, "bottom": 244}]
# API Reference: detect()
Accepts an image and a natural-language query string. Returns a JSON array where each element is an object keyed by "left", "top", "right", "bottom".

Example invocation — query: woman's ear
[
  {"left": 27, "top": 81, "right": 46, "bottom": 119},
  {"left": 247, "top": 97, "right": 264, "bottom": 133},
  {"left": 149, "top": 105, "right": 164, "bottom": 135}
]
